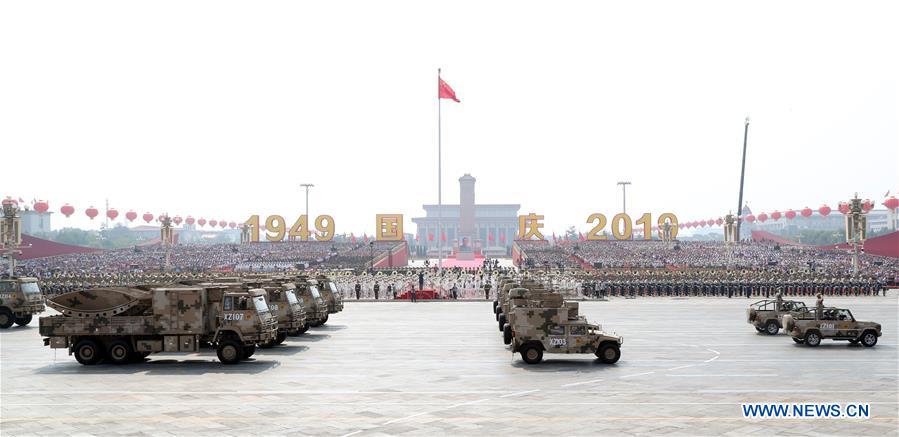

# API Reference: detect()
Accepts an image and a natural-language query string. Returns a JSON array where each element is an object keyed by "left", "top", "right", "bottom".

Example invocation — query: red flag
[
  {"left": 428, "top": 233, "right": 434, "bottom": 241},
  {"left": 438, "top": 77, "right": 460, "bottom": 102},
  {"left": 440, "top": 231, "right": 446, "bottom": 242},
  {"left": 488, "top": 232, "right": 494, "bottom": 242},
  {"left": 578, "top": 232, "right": 586, "bottom": 241},
  {"left": 500, "top": 233, "right": 506, "bottom": 242}
]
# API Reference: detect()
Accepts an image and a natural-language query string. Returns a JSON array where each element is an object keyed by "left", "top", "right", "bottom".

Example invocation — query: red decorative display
[
  {"left": 106, "top": 208, "right": 119, "bottom": 220},
  {"left": 173, "top": 216, "right": 183, "bottom": 225},
  {"left": 746, "top": 214, "right": 756, "bottom": 223},
  {"left": 785, "top": 209, "right": 796, "bottom": 220},
  {"left": 800, "top": 207, "right": 812, "bottom": 218},
  {"left": 818, "top": 204, "right": 831, "bottom": 216},
  {"left": 198, "top": 218, "right": 207, "bottom": 227},
  {"left": 228, "top": 222, "right": 236, "bottom": 229},
  {"left": 770, "top": 210, "right": 782, "bottom": 220},
  {"left": 34, "top": 200, "right": 49, "bottom": 214},
  {"left": 884, "top": 196, "right": 899, "bottom": 210},
  {"left": 838, "top": 202, "right": 849, "bottom": 214},
  {"left": 757, "top": 212, "right": 768, "bottom": 222},
  {"left": 142, "top": 212, "right": 154, "bottom": 223},
  {"left": 60, "top": 204, "right": 75, "bottom": 218},
  {"left": 125, "top": 210, "right": 137, "bottom": 222},
  {"left": 185, "top": 216, "right": 195, "bottom": 225},
  {"left": 209, "top": 219, "right": 218, "bottom": 227}
]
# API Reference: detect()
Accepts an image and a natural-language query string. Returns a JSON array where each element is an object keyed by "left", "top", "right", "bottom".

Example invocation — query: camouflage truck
[
  {"left": 510, "top": 305, "right": 623, "bottom": 364},
  {"left": 747, "top": 298, "right": 811, "bottom": 335},
  {"left": 0, "top": 277, "right": 45, "bottom": 329},
  {"left": 502, "top": 288, "right": 581, "bottom": 344},
  {"left": 242, "top": 280, "right": 306, "bottom": 347},
  {"left": 783, "top": 308, "right": 882, "bottom": 347},
  {"left": 39, "top": 286, "right": 278, "bottom": 365},
  {"left": 497, "top": 279, "right": 546, "bottom": 329},
  {"left": 313, "top": 275, "right": 344, "bottom": 315},
  {"left": 295, "top": 278, "right": 330, "bottom": 329}
]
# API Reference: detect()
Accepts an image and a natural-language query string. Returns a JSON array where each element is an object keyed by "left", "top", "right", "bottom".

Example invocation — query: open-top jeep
[
  {"left": 747, "top": 298, "right": 811, "bottom": 335},
  {"left": 783, "top": 307, "right": 881, "bottom": 347}
]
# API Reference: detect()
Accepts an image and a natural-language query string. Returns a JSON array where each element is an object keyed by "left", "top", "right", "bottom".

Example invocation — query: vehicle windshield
[
  {"left": 253, "top": 296, "right": 269, "bottom": 314},
  {"left": 21, "top": 282, "right": 41, "bottom": 297},
  {"left": 310, "top": 286, "right": 321, "bottom": 299},
  {"left": 329, "top": 282, "right": 338, "bottom": 293},
  {"left": 286, "top": 290, "right": 300, "bottom": 305}
]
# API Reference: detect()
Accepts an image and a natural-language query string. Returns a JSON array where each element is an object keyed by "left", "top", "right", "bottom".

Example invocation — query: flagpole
[{"left": 437, "top": 68, "right": 443, "bottom": 272}]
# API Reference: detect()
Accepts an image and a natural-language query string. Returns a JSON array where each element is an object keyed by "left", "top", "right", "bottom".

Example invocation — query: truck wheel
[
  {"left": 297, "top": 324, "right": 309, "bottom": 334},
  {"left": 754, "top": 326, "right": 764, "bottom": 333},
  {"left": 792, "top": 337, "right": 804, "bottom": 344},
  {"left": 765, "top": 321, "right": 779, "bottom": 335},
  {"left": 498, "top": 314, "right": 506, "bottom": 332},
  {"left": 258, "top": 339, "right": 275, "bottom": 349},
  {"left": 0, "top": 308, "right": 13, "bottom": 329},
  {"left": 320, "top": 314, "right": 329, "bottom": 325},
  {"left": 14, "top": 314, "right": 33, "bottom": 326},
  {"left": 503, "top": 325, "right": 513, "bottom": 345},
  {"left": 217, "top": 340, "right": 242, "bottom": 364},
  {"left": 241, "top": 345, "right": 256, "bottom": 360},
  {"left": 275, "top": 332, "right": 287, "bottom": 345},
  {"left": 861, "top": 331, "right": 878, "bottom": 347},
  {"left": 74, "top": 339, "right": 103, "bottom": 365},
  {"left": 520, "top": 344, "right": 543, "bottom": 364},
  {"left": 804, "top": 331, "right": 821, "bottom": 347},
  {"left": 597, "top": 343, "right": 621, "bottom": 364},
  {"left": 107, "top": 340, "right": 133, "bottom": 365}
]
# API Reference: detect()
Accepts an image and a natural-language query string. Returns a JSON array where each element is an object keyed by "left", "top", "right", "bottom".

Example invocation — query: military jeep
[
  {"left": 0, "top": 277, "right": 45, "bottom": 329},
  {"left": 783, "top": 308, "right": 881, "bottom": 347},
  {"left": 747, "top": 299, "right": 810, "bottom": 335},
  {"left": 511, "top": 308, "right": 622, "bottom": 364}
]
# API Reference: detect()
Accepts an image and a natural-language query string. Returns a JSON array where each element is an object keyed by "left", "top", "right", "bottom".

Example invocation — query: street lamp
[
  {"left": 735, "top": 116, "right": 750, "bottom": 239},
  {"left": 369, "top": 241, "right": 375, "bottom": 273},
  {"left": 617, "top": 181, "right": 631, "bottom": 214}
]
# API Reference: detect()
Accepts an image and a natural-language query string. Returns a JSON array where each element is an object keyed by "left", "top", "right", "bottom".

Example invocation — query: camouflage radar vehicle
[
  {"left": 294, "top": 278, "right": 330, "bottom": 329},
  {"left": 39, "top": 286, "right": 278, "bottom": 365},
  {"left": 783, "top": 307, "right": 882, "bottom": 347},
  {"left": 0, "top": 277, "right": 45, "bottom": 328},
  {"left": 510, "top": 304, "right": 623, "bottom": 365},
  {"left": 242, "top": 280, "right": 306, "bottom": 347},
  {"left": 747, "top": 297, "right": 811, "bottom": 335},
  {"left": 502, "top": 287, "right": 580, "bottom": 345}
]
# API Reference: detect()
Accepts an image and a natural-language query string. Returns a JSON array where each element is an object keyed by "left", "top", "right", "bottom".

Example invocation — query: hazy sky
[{"left": 2, "top": 1, "right": 897, "bottom": 235}]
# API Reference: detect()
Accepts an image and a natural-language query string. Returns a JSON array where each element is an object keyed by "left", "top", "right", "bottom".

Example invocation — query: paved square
[{"left": 2, "top": 297, "right": 897, "bottom": 436}]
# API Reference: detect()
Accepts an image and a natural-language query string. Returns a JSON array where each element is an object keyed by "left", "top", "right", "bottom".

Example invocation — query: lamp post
[
  {"left": 617, "top": 181, "right": 631, "bottom": 214},
  {"left": 735, "top": 116, "right": 750, "bottom": 239},
  {"left": 300, "top": 183, "right": 314, "bottom": 240},
  {"left": 844, "top": 194, "right": 867, "bottom": 275},
  {"left": 369, "top": 241, "right": 375, "bottom": 274}
]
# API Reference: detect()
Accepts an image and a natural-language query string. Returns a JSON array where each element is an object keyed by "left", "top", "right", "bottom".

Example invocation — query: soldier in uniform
[
  {"left": 373, "top": 281, "right": 380, "bottom": 300},
  {"left": 484, "top": 281, "right": 492, "bottom": 300},
  {"left": 354, "top": 282, "right": 361, "bottom": 300},
  {"left": 815, "top": 294, "right": 824, "bottom": 320}
]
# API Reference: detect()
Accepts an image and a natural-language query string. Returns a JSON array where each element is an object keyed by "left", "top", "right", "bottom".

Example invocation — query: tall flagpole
[{"left": 437, "top": 68, "right": 443, "bottom": 271}]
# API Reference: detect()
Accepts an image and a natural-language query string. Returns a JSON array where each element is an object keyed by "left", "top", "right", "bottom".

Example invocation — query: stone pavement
[{"left": 1, "top": 297, "right": 896, "bottom": 436}]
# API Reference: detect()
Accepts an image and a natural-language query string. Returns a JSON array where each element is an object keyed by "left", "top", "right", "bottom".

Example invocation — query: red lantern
[
  {"left": 800, "top": 207, "right": 812, "bottom": 218},
  {"left": 228, "top": 222, "right": 236, "bottom": 229},
  {"left": 219, "top": 220, "right": 227, "bottom": 228},
  {"left": 770, "top": 210, "right": 782, "bottom": 220},
  {"left": 818, "top": 204, "right": 831, "bottom": 216},
  {"left": 838, "top": 202, "right": 849, "bottom": 214},
  {"left": 142, "top": 212, "right": 154, "bottom": 223},
  {"left": 185, "top": 216, "right": 196, "bottom": 225},
  {"left": 884, "top": 196, "right": 899, "bottom": 210},
  {"left": 715, "top": 218, "right": 723, "bottom": 226},
  {"left": 34, "top": 200, "right": 49, "bottom": 214},
  {"left": 2, "top": 197, "right": 16, "bottom": 207},
  {"left": 209, "top": 219, "right": 218, "bottom": 227},
  {"left": 125, "top": 210, "right": 137, "bottom": 222},
  {"left": 785, "top": 209, "right": 796, "bottom": 220},
  {"left": 106, "top": 208, "right": 119, "bottom": 220},
  {"left": 60, "top": 204, "right": 75, "bottom": 218},
  {"left": 173, "top": 216, "right": 183, "bottom": 225},
  {"left": 757, "top": 212, "right": 768, "bottom": 222},
  {"left": 862, "top": 199, "right": 873, "bottom": 212},
  {"left": 198, "top": 218, "right": 207, "bottom": 227},
  {"left": 746, "top": 214, "right": 756, "bottom": 223}
]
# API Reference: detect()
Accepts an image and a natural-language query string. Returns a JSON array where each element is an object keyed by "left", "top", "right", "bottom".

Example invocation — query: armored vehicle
[
  {"left": 747, "top": 298, "right": 811, "bottom": 335},
  {"left": 510, "top": 306, "right": 623, "bottom": 365},
  {"left": 39, "top": 286, "right": 278, "bottom": 365},
  {"left": 783, "top": 308, "right": 882, "bottom": 347},
  {"left": 496, "top": 279, "right": 545, "bottom": 327},
  {"left": 502, "top": 288, "right": 580, "bottom": 344},
  {"left": 313, "top": 275, "right": 344, "bottom": 315},
  {"left": 242, "top": 280, "right": 306, "bottom": 347},
  {"left": 0, "top": 277, "right": 45, "bottom": 328}
]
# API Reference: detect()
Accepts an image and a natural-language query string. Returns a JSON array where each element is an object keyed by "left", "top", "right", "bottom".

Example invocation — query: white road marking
[
  {"left": 620, "top": 371, "right": 655, "bottom": 378},
  {"left": 499, "top": 389, "right": 540, "bottom": 397},
  {"left": 561, "top": 379, "right": 604, "bottom": 388},
  {"left": 666, "top": 364, "right": 698, "bottom": 371},
  {"left": 665, "top": 374, "right": 778, "bottom": 377}
]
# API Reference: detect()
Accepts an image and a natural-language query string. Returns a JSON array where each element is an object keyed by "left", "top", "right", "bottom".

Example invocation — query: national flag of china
[{"left": 439, "top": 77, "right": 460, "bottom": 102}]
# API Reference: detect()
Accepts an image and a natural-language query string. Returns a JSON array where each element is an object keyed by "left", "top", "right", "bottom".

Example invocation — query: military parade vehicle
[
  {"left": 502, "top": 287, "right": 581, "bottom": 345},
  {"left": 782, "top": 308, "right": 882, "bottom": 347},
  {"left": 295, "top": 278, "right": 330, "bottom": 328},
  {"left": 747, "top": 298, "right": 811, "bottom": 335},
  {"left": 313, "top": 274, "right": 345, "bottom": 314},
  {"left": 0, "top": 277, "right": 45, "bottom": 329},
  {"left": 510, "top": 304, "right": 623, "bottom": 365},
  {"left": 241, "top": 279, "right": 307, "bottom": 347},
  {"left": 39, "top": 286, "right": 278, "bottom": 365}
]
